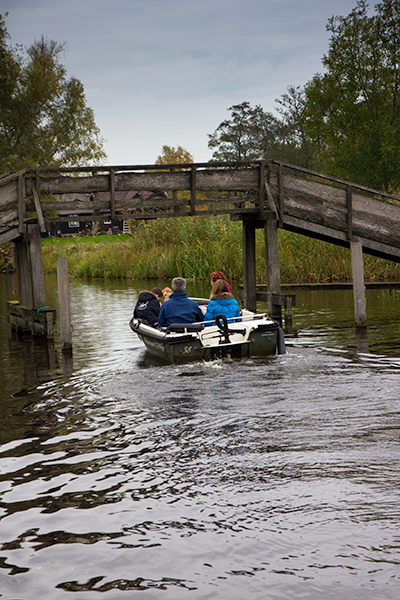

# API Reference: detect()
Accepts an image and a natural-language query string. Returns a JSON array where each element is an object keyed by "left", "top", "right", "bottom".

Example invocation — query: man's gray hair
[{"left": 171, "top": 277, "right": 186, "bottom": 292}]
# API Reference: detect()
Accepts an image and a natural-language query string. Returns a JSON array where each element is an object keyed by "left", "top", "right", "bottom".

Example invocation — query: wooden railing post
[
  {"left": 190, "top": 165, "right": 196, "bottom": 216},
  {"left": 347, "top": 185, "right": 353, "bottom": 240},
  {"left": 277, "top": 162, "right": 284, "bottom": 223},
  {"left": 110, "top": 168, "right": 116, "bottom": 219},
  {"left": 258, "top": 160, "right": 265, "bottom": 210},
  {"left": 17, "top": 174, "right": 25, "bottom": 234}
]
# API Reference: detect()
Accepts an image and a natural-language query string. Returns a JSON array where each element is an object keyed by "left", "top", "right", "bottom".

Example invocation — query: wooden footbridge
[{"left": 2, "top": 159, "right": 400, "bottom": 337}]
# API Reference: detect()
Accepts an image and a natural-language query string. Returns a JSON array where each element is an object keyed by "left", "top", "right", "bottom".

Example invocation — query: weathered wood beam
[
  {"left": 264, "top": 219, "right": 281, "bottom": 321},
  {"left": 264, "top": 182, "right": 279, "bottom": 220},
  {"left": 0, "top": 227, "right": 21, "bottom": 244},
  {"left": 190, "top": 165, "right": 196, "bottom": 216},
  {"left": 43, "top": 206, "right": 260, "bottom": 225},
  {"left": 0, "top": 209, "right": 18, "bottom": 226},
  {"left": 27, "top": 192, "right": 259, "bottom": 215},
  {"left": 14, "top": 238, "right": 32, "bottom": 308},
  {"left": 277, "top": 163, "right": 284, "bottom": 220},
  {"left": 7, "top": 301, "right": 56, "bottom": 337},
  {"left": 282, "top": 214, "right": 400, "bottom": 262},
  {"left": 351, "top": 240, "right": 367, "bottom": 329},
  {"left": 32, "top": 186, "right": 47, "bottom": 233},
  {"left": 110, "top": 168, "right": 116, "bottom": 219},
  {"left": 242, "top": 220, "right": 257, "bottom": 312},
  {"left": 18, "top": 174, "right": 25, "bottom": 234},
  {"left": 57, "top": 257, "right": 72, "bottom": 353},
  {"left": 268, "top": 159, "right": 400, "bottom": 203},
  {"left": 0, "top": 180, "right": 18, "bottom": 209},
  {"left": 25, "top": 168, "right": 260, "bottom": 196},
  {"left": 258, "top": 161, "right": 265, "bottom": 209},
  {"left": 28, "top": 224, "right": 46, "bottom": 309},
  {"left": 347, "top": 185, "right": 353, "bottom": 240}
]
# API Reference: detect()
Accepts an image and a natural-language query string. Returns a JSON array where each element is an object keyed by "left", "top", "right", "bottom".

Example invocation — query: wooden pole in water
[
  {"left": 14, "top": 238, "right": 32, "bottom": 308},
  {"left": 57, "top": 257, "right": 73, "bottom": 353},
  {"left": 264, "top": 219, "right": 282, "bottom": 322},
  {"left": 242, "top": 220, "right": 257, "bottom": 312},
  {"left": 350, "top": 240, "right": 367, "bottom": 329},
  {"left": 28, "top": 224, "right": 46, "bottom": 309}
]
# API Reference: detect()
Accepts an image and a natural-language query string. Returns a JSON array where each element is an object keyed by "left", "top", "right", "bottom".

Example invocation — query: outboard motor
[{"left": 216, "top": 314, "right": 230, "bottom": 344}]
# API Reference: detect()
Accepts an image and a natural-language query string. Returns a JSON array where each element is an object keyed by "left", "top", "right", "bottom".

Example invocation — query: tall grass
[{"left": 40, "top": 216, "right": 400, "bottom": 282}]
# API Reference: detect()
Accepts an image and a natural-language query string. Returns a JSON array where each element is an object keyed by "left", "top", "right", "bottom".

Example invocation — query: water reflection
[
  {"left": 1, "top": 275, "right": 400, "bottom": 598},
  {"left": 61, "top": 353, "right": 74, "bottom": 380},
  {"left": 356, "top": 328, "right": 369, "bottom": 353},
  {"left": 8, "top": 337, "right": 59, "bottom": 391}
]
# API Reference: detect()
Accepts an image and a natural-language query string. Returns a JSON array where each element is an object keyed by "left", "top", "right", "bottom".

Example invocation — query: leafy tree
[
  {"left": 207, "top": 101, "right": 281, "bottom": 162},
  {"left": 304, "top": 0, "right": 400, "bottom": 190},
  {"left": 207, "top": 99, "right": 317, "bottom": 167},
  {"left": 0, "top": 13, "right": 106, "bottom": 173},
  {"left": 275, "top": 85, "right": 319, "bottom": 170},
  {"left": 155, "top": 145, "right": 193, "bottom": 164}
]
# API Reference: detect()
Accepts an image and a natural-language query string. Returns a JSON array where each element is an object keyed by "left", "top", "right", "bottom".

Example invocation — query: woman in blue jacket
[{"left": 204, "top": 279, "right": 241, "bottom": 325}]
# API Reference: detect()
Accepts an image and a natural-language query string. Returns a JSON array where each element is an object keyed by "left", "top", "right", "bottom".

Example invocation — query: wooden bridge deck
[{"left": 1, "top": 160, "right": 400, "bottom": 263}]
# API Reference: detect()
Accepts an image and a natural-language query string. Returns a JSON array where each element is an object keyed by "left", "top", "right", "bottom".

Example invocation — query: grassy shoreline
[{"left": 27, "top": 215, "right": 400, "bottom": 283}]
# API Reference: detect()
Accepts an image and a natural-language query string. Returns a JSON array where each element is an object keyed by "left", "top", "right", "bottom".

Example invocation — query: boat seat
[{"left": 166, "top": 322, "right": 205, "bottom": 333}]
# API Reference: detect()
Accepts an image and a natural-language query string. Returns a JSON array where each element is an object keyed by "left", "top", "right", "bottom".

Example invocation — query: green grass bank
[{"left": 35, "top": 215, "right": 400, "bottom": 283}]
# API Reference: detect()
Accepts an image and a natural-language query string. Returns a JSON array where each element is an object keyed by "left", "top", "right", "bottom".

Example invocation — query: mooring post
[
  {"left": 28, "top": 223, "right": 46, "bottom": 309},
  {"left": 350, "top": 240, "right": 367, "bottom": 329},
  {"left": 242, "top": 220, "right": 257, "bottom": 312},
  {"left": 57, "top": 257, "right": 73, "bottom": 354},
  {"left": 264, "top": 219, "right": 282, "bottom": 322}
]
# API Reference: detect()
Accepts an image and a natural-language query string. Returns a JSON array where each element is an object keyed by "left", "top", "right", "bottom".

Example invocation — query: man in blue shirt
[{"left": 158, "top": 277, "right": 204, "bottom": 328}]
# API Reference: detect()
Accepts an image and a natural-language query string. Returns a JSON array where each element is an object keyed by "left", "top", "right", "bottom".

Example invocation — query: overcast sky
[{"left": 2, "top": 0, "right": 359, "bottom": 166}]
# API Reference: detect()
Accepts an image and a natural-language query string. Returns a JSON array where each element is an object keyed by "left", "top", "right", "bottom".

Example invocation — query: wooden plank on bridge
[
  {"left": 0, "top": 227, "right": 21, "bottom": 245},
  {"left": 26, "top": 167, "right": 260, "bottom": 196},
  {"left": 0, "top": 208, "right": 18, "bottom": 226},
  {"left": 0, "top": 180, "right": 18, "bottom": 208}
]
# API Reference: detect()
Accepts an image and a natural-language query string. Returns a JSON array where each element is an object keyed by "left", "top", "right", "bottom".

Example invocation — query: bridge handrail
[
  {"left": 267, "top": 159, "right": 400, "bottom": 204},
  {"left": 2, "top": 159, "right": 397, "bottom": 204},
  {"left": 2, "top": 159, "right": 399, "bottom": 201}
]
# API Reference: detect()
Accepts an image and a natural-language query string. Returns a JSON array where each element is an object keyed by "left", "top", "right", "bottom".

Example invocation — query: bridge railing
[
  {"left": 1, "top": 162, "right": 267, "bottom": 243},
  {"left": 266, "top": 160, "right": 400, "bottom": 259}
]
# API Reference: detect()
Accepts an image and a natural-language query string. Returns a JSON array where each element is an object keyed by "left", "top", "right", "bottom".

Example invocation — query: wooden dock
[{"left": 2, "top": 160, "right": 400, "bottom": 333}]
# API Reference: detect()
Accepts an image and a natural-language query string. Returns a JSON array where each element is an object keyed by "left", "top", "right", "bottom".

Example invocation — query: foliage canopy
[
  {"left": 0, "top": 13, "right": 107, "bottom": 174},
  {"left": 305, "top": 0, "right": 400, "bottom": 190},
  {"left": 155, "top": 145, "right": 193, "bottom": 164},
  {"left": 207, "top": 99, "right": 317, "bottom": 169}
]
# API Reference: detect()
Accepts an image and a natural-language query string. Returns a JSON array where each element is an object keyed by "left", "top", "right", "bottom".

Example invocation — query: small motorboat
[{"left": 129, "top": 299, "right": 285, "bottom": 364}]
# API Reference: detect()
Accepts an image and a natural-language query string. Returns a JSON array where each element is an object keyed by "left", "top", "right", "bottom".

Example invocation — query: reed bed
[{"left": 40, "top": 215, "right": 400, "bottom": 282}]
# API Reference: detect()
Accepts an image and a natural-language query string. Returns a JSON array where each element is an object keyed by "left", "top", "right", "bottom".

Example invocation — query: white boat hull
[{"left": 129, "top": 307, "right": 284, "bottom": 364}]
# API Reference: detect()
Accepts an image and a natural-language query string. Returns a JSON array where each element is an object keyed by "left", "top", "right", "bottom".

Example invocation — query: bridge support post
[
  {"left": 28, "top": 224, "right": 46, "bottom": 309},
  {"left": 242, "top": 221, "right": 257, "bottom": 312},
  {"left": 264, "top": 220, "right": 282, "bottom": 322},
  {"left": 9, "top": 224, "right": 54, "bottom": 338},
  {"left": 57, "top": 257, "right": 73, "bottom": 354},
  {"left": 351, "top": 240, "right": 367, "bottom": 329},
  {"left": 14, "top": 238, "right": 32, "bottom": 308}
]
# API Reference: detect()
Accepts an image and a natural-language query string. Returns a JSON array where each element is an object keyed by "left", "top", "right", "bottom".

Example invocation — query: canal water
[{"left": 0, "top": 274, "right": 400, "bottom": 599}]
